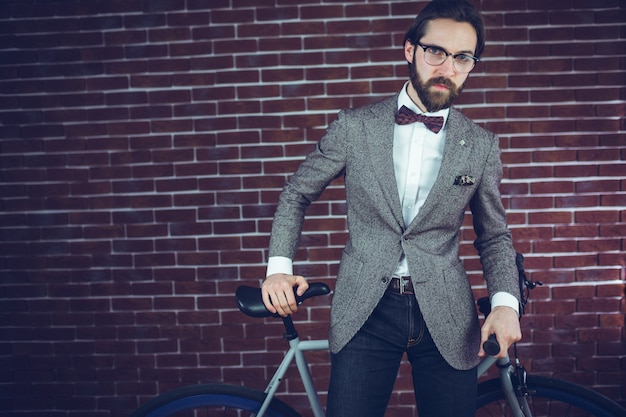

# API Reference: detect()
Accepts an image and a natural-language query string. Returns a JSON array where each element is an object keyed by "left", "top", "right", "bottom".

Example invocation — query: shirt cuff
[
  {"left": 491, "top": 291, "right": 520, "bottom": 315},
  {"left": 266, "top": 256, "right": 293, "bottom": 277}
]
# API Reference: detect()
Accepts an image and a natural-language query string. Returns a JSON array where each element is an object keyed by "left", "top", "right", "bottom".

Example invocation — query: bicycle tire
[
  {"left": 129, "top": 383, "right": 302, "bottom": 417},
  {"left": 476, "top": 375, "right": 626, "bottom": 417}
]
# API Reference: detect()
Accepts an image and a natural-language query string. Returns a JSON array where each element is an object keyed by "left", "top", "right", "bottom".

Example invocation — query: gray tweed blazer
[{"left": 268, "top": 94, "right": 520, "bottom": 370}]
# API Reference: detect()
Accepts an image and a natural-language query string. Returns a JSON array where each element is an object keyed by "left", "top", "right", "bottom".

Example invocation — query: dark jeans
[{"left": 326, "top": 289, "right": 477, "bottom": 417}]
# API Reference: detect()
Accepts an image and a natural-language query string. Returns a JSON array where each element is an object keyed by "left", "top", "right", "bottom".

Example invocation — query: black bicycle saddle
[{"left": 236, "top": 282, "right": 331, "bottom": 318}]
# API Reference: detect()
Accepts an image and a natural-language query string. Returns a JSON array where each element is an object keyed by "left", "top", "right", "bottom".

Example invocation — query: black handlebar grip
[{"left": 483, "top": 334, "right": 500, "bottom": 356}]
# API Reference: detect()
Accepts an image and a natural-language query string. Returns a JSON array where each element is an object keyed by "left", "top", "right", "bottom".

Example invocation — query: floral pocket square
[{"left": 454, "top": 175, "right": 475, "bottom": 186}]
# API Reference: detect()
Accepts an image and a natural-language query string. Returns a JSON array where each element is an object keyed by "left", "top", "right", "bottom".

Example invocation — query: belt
[{"left": 387, "top": 276, "right": 414, "bottom": 295}]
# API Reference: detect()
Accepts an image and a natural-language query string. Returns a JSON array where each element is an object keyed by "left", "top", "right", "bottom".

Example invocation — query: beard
[{"left": 409, "top": 52, "right": 463, "bottom": 113}]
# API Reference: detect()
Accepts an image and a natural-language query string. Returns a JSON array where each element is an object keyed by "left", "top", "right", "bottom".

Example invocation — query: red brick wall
[{"left": 0, "top": 0, "right": 624, "bottom": 416}]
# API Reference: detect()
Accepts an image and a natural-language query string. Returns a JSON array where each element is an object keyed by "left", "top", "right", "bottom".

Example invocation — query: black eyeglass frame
[{"left": 415, "top": 43, "right": 479, "bottom": 73}]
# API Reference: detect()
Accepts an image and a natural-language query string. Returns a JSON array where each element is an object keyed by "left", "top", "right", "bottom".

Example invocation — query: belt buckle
[{"left": 399, "top": 277, "right": 407, "bottom": 294}]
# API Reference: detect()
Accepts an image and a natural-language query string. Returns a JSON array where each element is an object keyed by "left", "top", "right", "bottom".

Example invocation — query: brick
[
  {"left": 509, "top": 196, "right": 554, "bottom": 210},
  {"left": 530, "top": 180, "right": 573, "bottom": 194},
  {"left": 552, "top": 284, "right": 595, "bottom": 300},
  {"left": 575, "top": 56, "right": 622, "bottom": 72},
  {"left": 576, "top": 24, "right": 621, "bottom": 40},
  {"left": 578, "top": 328, "right": 623, "bottom": 343},
  {"left": 553, "top": 73, "right": 599, "bottom": 89},
  {"left": 534, "top": 239, "right": 577, "bottom": 253},
  {"left": 577, "top": 268, "right": 621, "bottom": 282},
  {"left": 578, "top": 238, "right": 622, "bottom": 252},
  {"left": 505, "top": 105, "right": 550, "bottom": 118},
  {"left": 554, "top": 224, "right": 598, "bottom": 238},
  {"left": 555, "top": 312, "right": 599, "bottom": 332},
  {"left": 555, "top": 164, "right": 599, "bottom": 177},
  {"left": 554, "top": 254, "right": 599, "bottom": 268},
  {"left": 600, "top": 313, "right": 625, "bottom": 328},
  {"left": 556, "top": 194, "right": 599, "bottom": 208},
  {"left": 235, "top": 53, "right": 280, "bottom": 70}
]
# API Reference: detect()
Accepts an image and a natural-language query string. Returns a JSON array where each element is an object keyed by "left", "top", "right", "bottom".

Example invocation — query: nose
[{"left": 436, "top": 55, "right": 456, "bottom": 77}]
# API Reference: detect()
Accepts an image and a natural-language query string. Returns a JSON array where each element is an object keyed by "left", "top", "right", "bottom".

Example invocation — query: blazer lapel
[{"left": 362, "top": 95, "right": 405, "bottom": 230}]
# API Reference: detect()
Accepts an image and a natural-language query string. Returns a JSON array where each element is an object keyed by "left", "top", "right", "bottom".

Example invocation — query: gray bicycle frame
[
  {"left": 254, "top": 335, "right": 530, "bottom": 417},
  {"left": 478, "top": 355, "right": 530, "bottom": 417},
  {"left": 255, "top": 336, "right": 328, "bottom": 417}
]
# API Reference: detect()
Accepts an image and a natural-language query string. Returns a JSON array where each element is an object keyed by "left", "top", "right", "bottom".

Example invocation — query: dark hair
[{"left": 403, "top": 0, "right": 485, "bottom": 58}]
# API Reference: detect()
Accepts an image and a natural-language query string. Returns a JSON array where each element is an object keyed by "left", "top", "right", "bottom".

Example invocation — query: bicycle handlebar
[{"left": 483, "top": 334, "right": 500, "bottom": 356}]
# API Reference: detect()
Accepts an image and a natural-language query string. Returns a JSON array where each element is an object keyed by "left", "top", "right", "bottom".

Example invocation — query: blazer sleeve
[
  {"left": 268, "top": 110, "right": 349, "bottom": 260},
  {"left": 469, "top": 134, "right": 521, "bottom": 305}
]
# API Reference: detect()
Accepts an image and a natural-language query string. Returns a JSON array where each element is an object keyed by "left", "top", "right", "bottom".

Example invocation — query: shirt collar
[{"left": 398, "top": 81, "right": 450, "bottom": 123}]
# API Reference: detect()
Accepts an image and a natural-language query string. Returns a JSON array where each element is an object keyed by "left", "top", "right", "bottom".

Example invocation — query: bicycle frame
[
  {"left": 256, "top": 336, "right": 529, "bottom": 417},
  {"left": 257, "top": 336, "right": 329, "bottom": 417},
  {"left": 235, "top": 280, "right": 539, "bottom": 417},
  {"left": 478, "top": 354, "right": 529, "bottom": 417}
]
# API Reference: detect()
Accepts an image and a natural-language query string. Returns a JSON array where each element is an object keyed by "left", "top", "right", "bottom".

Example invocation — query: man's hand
[
  {"left": 261, "top": 273, "right": 309, "bottom": 317},
  {"left": 478, "top": 306, "right": 521, "bottom": 358}
]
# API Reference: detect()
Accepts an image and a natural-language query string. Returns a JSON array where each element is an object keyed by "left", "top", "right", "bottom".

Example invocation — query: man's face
[{"left": 405, "top": 19, "right": 478, "bottom": 113}]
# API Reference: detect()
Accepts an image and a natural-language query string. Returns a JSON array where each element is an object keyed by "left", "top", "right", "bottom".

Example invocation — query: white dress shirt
[
  {"left": 392, "top": 82, "right": 448, "bottom": 278},
  {"left": 267, "top": 82, "right": 518, "bottom": 313}
]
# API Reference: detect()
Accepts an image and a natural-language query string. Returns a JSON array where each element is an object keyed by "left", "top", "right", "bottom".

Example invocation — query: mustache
[{"left": 425, "top": 77, "right": 457, "bottom": 91}]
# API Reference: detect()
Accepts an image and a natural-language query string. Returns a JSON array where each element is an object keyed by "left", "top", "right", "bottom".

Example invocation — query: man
[{"left": 261, "top": 0, "right": 522, "bottom": 416}]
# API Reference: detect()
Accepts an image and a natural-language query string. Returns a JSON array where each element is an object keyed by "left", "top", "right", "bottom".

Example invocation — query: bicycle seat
[{"left": 236, "top": 282, "right": 331, "bottom": 318}]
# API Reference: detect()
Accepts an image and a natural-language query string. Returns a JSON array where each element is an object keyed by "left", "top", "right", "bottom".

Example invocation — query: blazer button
[{"left": 381, "top": 277, "right": 389, "bottom": 284}]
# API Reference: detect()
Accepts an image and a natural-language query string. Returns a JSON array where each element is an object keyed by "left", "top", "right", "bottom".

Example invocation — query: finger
[
  {"left": 479, "top": 325, "right": 490, "bottom": 347},
  {"left": 261, "top": 288, "right": 277, "bottom": 314},
  {"left": 279, "top": 286, "right": 300, "bottom": 316},
  {"left": 479, "top": 322, "right": 495, "bottom": 357},
  {"left": 477, "top": 346, "right": 486, "bottom": 358},
  {"left": 273, "top": 291, "right": 290, "bottom": 317},
  {"left": 294, "top": 276, "right": 309, "bottom": 296},
  {"left": 284, "top": 290, "right": 298, "bottom": 314}
]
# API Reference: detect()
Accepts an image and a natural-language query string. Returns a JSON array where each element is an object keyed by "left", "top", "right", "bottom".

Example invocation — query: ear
[{"left": 404, "top": 40, "right": 415, "bottom": 64}]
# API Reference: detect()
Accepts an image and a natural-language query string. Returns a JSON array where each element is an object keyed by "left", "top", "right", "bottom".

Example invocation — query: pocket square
[{"left": 454, "top": 175, "right": 475, "bottom": 186}]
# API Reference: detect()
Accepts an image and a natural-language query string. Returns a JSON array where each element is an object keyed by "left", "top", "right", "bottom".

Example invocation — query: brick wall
[{"left": 0, "top": 0, "right": 624, "bottom": 416}]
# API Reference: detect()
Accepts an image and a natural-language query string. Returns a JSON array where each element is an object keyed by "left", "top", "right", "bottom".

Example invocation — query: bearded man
[{"left": 261, "top": 1, "right": 522, "bottom": 416}]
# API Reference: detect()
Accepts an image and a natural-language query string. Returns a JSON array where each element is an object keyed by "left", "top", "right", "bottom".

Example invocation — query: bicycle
[{"left": 129, "top": 254, "right": 626, "bottom": 417}]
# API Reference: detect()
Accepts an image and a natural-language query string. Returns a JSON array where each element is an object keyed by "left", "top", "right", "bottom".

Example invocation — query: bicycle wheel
[
  {"left": 476, "top": 375, "right": 626, "bottom": 417},
  {"left": 129, "top": 383, "right": 302, "bottom": 417}
]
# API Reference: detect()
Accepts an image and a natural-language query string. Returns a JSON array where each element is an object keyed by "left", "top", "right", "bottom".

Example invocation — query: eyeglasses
[{"left": 416, "top": 43, "right": 479, "bottom": 73}]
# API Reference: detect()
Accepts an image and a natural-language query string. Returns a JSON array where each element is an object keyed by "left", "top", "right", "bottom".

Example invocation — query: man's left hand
[{"left": 478, "top": 306, "right": 521, "bottom": 358}]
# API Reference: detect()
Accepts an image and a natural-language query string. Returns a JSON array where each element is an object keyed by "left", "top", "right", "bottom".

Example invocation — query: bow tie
[{"left": 395, "top": 105, "right": 444, "bottom": 133}]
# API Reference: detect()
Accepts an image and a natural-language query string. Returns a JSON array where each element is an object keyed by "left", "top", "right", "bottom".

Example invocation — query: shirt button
[{"left": 381, "top": 277, "right": 389, "bottom": 284}]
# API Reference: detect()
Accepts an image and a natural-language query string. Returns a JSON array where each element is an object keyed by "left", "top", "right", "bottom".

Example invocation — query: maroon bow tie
[{"left": 395, "top": 105, "right": 444, "bottom": 133}]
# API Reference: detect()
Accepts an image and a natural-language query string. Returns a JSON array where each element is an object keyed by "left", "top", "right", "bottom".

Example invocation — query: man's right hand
[{"left": 261, "top": 273, "right": 309, "bottom": 317}]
